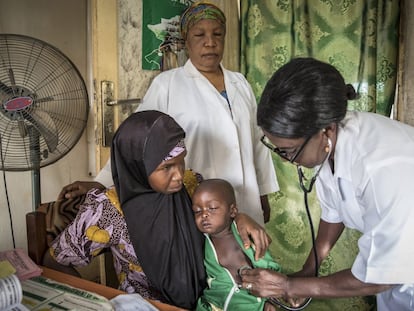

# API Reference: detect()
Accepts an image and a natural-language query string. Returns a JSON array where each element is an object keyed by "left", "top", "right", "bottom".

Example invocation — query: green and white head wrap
[{"left": 180, "top": 2, "right": 226, "bottom": 40}]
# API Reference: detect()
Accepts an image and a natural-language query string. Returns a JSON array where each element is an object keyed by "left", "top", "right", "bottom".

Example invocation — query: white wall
[{"left": 0, "top": 0, "right": 91, "bottom": 250}]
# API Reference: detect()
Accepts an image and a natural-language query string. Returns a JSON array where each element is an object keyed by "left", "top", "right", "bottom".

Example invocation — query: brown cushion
[{"left": 38, "top": 195, "right": 86, "bottom": 246}]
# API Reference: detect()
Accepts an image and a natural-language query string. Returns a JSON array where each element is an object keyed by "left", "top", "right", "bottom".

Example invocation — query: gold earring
[{"left": 322, "top": 129, "right": 329, "bottom": 152}]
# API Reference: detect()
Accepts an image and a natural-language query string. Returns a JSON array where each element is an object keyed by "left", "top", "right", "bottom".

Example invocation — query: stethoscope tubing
[{"left": 271, "top": 138, "right": 332, "bottom": 310}]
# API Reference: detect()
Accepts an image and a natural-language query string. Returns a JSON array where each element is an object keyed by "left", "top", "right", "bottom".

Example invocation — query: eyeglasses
[{"left": 260, "top": 135, "right": 312, "bottom": 163}]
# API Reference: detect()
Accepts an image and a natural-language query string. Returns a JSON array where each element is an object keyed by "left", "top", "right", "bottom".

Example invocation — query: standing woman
[
  {"left": 95, "top": 2, "right": 279, "bottom": 225},
  {"left": 241, "top": 57, "right": 414, "bottom": 310}
]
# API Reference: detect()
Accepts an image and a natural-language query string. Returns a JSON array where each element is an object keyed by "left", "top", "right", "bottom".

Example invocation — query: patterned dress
[{"left": 49, "top": 188, "right": 163, "bottom": 301}]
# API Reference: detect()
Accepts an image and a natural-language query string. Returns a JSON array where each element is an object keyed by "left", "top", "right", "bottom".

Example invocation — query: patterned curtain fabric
[{"left": 240, "top": 1, "right": 399, "bottom": 310}]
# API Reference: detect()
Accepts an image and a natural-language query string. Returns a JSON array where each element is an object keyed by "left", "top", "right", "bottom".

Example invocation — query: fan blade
[
  {"left": 23, "top": 110, "right": 58, "bottom": 152},
  {"left": 18, "top": 120, "right": 28, "bottom": 137},
  {"left": 0, "top": 80, "right": 12, "bottom": 96},
  {"left": 8, "top": 68, "right": 17, "bottom": 95},
  {"left": 34, "top": 96, "right": 54, "bottom": 103}
]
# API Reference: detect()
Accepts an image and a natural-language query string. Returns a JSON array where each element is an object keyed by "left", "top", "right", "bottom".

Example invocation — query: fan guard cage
[{"left": 0, "top": 34, "right": 89, "bottom": 171}]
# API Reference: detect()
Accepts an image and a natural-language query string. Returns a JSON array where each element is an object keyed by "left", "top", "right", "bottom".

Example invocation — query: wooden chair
[{"left": 26, "top": 197, "right": 119, "bottom": 288}]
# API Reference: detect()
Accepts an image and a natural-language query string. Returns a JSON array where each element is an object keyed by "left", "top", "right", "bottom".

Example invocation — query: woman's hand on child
[{"left": 235, "top": 213, "right": 271, "bottom": 260}]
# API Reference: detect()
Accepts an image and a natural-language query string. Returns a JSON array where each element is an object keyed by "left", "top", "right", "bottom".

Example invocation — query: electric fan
[{"left": 0, "top": 33, "right": 89, "bottom": 209}]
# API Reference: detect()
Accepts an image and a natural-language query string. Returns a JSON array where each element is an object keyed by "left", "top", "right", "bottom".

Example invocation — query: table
[{"left": 41, "top": 266, "right": 187, "bottom": 311}]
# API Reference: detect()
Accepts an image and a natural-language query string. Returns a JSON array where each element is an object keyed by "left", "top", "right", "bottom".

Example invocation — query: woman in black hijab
[
  {"left": 111, "top": 110, "right": 205, "bottom": 309},
  {"left": 49, "top": 110, "right": 271, "bottom": 309}
]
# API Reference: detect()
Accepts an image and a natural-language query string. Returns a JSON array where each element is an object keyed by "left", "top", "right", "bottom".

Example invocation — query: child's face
[
  {"left": 148, "top": 151, "right": 186, "bottom": 194},
  {"left": 192, "top": 189, "right": 236, "bottom": 235}
]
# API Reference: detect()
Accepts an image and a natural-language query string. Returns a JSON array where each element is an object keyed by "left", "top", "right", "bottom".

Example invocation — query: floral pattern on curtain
[{"left": 240, "top": 1, "right": 399, "bottom": 310}]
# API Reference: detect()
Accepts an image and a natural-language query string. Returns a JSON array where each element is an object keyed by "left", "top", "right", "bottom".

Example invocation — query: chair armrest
[{"left": 26, "top": 211, "right": 47, "bottom": 265}]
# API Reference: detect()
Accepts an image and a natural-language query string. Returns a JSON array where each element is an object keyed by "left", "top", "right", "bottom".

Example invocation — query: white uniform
[
  {"left": 96, "top": 59, "right": 278, "bottom": 225},
  {"left": 316, "top": 111, "right": 414, "bottom": 310}
]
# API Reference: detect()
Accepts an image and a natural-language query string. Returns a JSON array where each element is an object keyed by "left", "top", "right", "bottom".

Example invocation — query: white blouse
[{"left": 316, "top": 111, "right": 414, "bottom": 310}]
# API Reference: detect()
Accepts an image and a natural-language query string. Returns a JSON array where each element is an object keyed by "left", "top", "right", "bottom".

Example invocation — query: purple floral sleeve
[{"left": 49, "top": 188, "right": 164, "bottom": 301}]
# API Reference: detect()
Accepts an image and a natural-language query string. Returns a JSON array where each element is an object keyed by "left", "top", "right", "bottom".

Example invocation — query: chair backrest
[{"left": 26, "top": 194, "right": 85, "bottom": 264}]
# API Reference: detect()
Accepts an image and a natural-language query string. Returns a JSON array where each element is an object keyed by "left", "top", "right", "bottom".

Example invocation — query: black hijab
[{"left": 111, "top": 111, "right": 206, "bottom": 309}]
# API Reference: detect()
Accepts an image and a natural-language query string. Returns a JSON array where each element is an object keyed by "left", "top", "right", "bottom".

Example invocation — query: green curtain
[{"left": 240, "top": 1, "right": 399, "bottom": 310}]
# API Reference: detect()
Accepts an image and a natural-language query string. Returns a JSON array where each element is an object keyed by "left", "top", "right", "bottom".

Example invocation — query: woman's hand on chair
[{"left": 57, "top": 181, "right": 105, "bottom": 200}]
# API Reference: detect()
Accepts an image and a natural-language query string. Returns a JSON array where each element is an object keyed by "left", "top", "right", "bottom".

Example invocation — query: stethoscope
[{"left": 267, "top": 137, "right": 333, "bottom": 311}]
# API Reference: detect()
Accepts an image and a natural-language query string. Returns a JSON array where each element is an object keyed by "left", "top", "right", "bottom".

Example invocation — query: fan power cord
[{"left": 0, "top": 134, "right": 16, "bottom": 248}]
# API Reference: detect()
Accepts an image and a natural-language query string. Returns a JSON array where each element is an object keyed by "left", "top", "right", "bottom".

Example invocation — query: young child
[{"left": 192, "top": 178, "right": 281, "bottom": 311}]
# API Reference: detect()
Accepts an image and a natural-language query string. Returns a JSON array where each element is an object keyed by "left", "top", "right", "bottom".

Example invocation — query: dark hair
[
  {"left": 193, "top": 178, "right": 236, "bottom": 205},
  {"left": 257, "top": 57, "right": 357, "bottom": 138}
]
